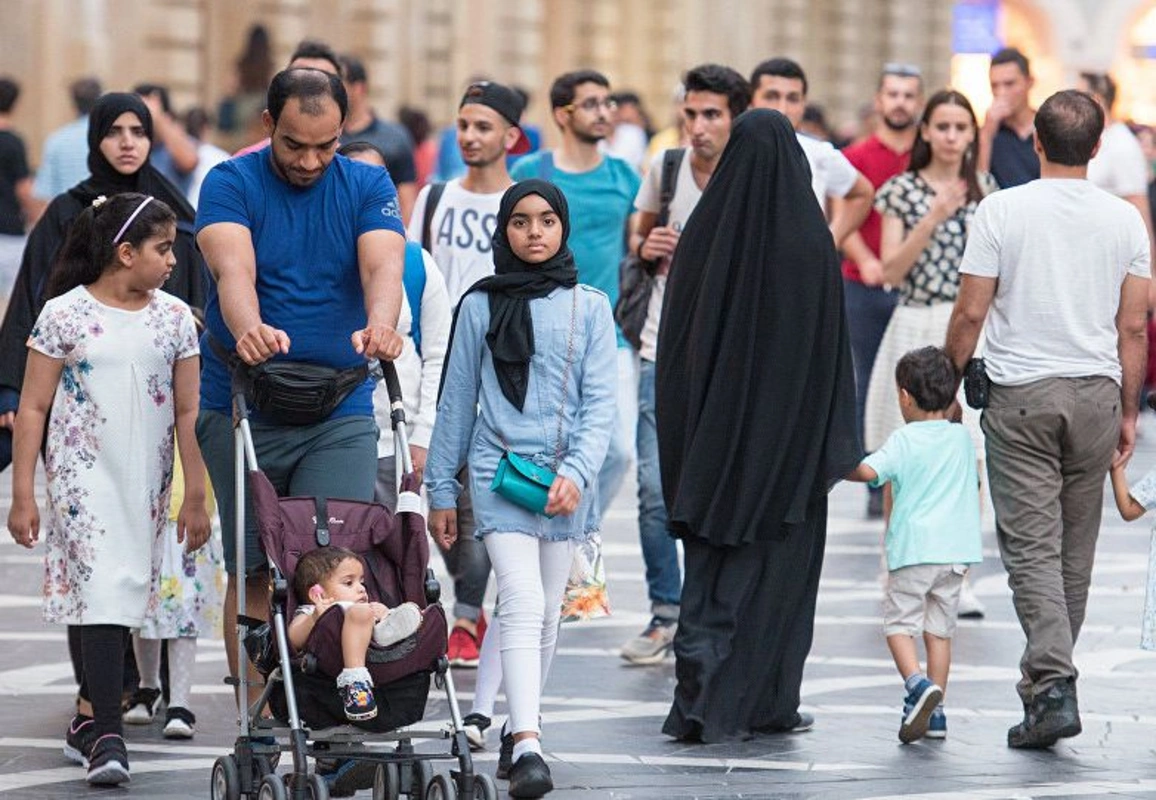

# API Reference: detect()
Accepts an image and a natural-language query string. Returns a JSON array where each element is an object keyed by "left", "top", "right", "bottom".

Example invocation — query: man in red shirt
[{"left": 838, "top": 63, "right": 923, "bottom": 518}]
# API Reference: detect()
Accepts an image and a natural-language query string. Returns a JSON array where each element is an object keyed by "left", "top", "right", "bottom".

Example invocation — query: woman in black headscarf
[
  {"left": 656, "top": 108, "right": 861, "bottom": 742},
  {"left": 427, "top": 180, "right": 617, "bottom": 796},
  {"left": 0, "top": 92, "right": 203, "bottom": 728},
  {"left": 0, "top": 92, "right": 203, "bottom": 424}
]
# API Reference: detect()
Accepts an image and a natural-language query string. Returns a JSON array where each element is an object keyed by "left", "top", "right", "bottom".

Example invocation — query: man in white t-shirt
[
  {"left": 947, "top": 90, "right": 1150, "bottom": 750},
  {"left": 749, "top": 57, "right": 874, "bottom": 246},
  {"left": 409, "top": 82, "right": 531, "bottom": 306},
  {"left": 618, "top": 64, "right": 749, "bottom": 666},
  {"left": 405, "top": 81, "right": 531, "bottom": 668}
]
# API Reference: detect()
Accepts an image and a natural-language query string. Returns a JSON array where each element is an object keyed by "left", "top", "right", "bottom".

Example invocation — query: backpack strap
[
  {"left": 537, "top": 151, "right": 555, "bottom": 181},
  {"left": 421, "top": 182, "right": 447, "bottom": 253},
  {"left": 656, "top": 148, "right": 685, "bottom": 227},
  {"left": 402, "top": 242, "right": 427, "bottom": 357}
]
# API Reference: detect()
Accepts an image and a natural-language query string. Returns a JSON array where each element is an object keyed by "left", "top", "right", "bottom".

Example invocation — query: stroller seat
[{"left": 251, "top": 468, "right": 449, "bottom": 732}]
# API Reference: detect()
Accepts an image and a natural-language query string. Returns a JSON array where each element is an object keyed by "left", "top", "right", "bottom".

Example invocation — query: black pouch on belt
[{"left": 963, "top": 357, "right": 990, "bottom": 410}]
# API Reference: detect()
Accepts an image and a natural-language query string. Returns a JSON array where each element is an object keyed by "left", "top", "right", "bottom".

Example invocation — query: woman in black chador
[
  {"left": 0, "top": 92, "right": 204, "bottom": 421},
  {"left": 656, "top": 108, "right": 861, "bottom": 742}
]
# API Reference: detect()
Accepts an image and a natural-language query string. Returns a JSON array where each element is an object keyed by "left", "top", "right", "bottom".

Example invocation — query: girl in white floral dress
[
  {"left": 7, "top": 192, "right": 210, "bottom": 786},
  {"left": 1108, "top": 456, "right": 1156, "bottom": 651},
  {"left": 124, "top": 447, "right": 224, "bottom": 739}
]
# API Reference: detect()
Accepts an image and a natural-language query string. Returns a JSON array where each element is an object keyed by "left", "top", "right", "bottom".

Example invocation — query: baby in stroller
[{"left": 287, "top": 546, "right": 423, "bottom": 722}]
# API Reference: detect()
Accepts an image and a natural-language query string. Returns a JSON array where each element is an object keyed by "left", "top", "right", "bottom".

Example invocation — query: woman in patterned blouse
[{"left": 864, "top": 89, "right": 998, "bottom": 616}]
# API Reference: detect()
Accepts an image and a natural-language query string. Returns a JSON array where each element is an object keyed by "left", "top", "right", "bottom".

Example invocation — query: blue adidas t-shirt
[
  {"left": 195, "top": 150, "right": 406, "bottom": 417},
  {"left": 510, "top": 152, "right": 640, "bottom": 347}
]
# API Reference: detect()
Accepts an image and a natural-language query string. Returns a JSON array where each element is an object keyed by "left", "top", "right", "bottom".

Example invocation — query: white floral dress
[
  {"left": 138, "top": 451, "right": 225, "bottom": 639},
  {"left": 1125, "top": 467, "right": 1156, "bottom": 650},
  {"left": 29, "top": 286, "right": 199, "bottom": 627}
]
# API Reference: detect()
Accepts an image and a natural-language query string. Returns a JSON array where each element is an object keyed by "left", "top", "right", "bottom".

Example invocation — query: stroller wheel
[
  {"left": 257, "top": 774, "right": 288, "bottom": 800},
  {"left": 423, "top": 774, "right": 456, "bottom": 800},
  {"left": 372, "top": 763, "right": 400, "bottom": 800},
  {"left": 306, "top": 772, "right": 330, "bottom": 800},
  {"left": 210, "top": 756, "right": 241, "bottom": 800},
  {"left": 471, "top": 773, "right": 498, "bottom": 800},
  {"left": 407, "top": 759, "right": 432, "bottom": 799}
]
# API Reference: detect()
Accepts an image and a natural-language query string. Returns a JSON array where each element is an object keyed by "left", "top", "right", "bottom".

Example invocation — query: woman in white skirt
[{"left": 863, "top": 90, "right": 997, "bottom": 615}]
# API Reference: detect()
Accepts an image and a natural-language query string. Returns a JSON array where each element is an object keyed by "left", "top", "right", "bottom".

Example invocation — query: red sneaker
[{"left": 448, "top": 613, "right": 486, "bottom": 668}]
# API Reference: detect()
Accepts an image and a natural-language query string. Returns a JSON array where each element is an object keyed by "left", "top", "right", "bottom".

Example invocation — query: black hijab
[
  {"left": 442, "top": 180, "right": 578, "bottom": 411},
  {"left": 0, "top": 92, "right": 205, "bottom": 417},
  {"left": 655, "top": 108, "right": 861, "bottom": 547},
  {"left": 68, "top": 92, "right": 196, "bottom": 221}
]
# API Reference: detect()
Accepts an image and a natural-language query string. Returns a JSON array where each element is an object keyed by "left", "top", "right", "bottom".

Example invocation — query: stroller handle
[
  {"left": 382, "top": 359, "right": 405, "bottom": 415},
  {"left": 380, "top": 359, "right": 415, "bottom": 477}
]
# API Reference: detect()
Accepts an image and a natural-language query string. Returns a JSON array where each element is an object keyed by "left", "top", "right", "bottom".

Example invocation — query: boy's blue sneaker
[
  {"left": 925, "top": 707, "right": 946, "bottom": 739},
  {"left": 899, "top": 678, "right": 943, "bottom": 744}
]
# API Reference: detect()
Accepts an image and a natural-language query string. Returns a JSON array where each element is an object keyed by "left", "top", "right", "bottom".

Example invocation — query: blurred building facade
[
  {"left": 3, "top": 0, "right": 952, "bottom": 163},
  {"left": 11, "top": 0, "right": 1156, "bottom": 167},
  {"left": 956, "top": 0, "right": 1156, "bottom": 123}
]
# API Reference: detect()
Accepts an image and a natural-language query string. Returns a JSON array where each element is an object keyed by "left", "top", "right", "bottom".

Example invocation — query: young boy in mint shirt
[{"left": 847, "top": 346, "right": 983, "bottom": 744}]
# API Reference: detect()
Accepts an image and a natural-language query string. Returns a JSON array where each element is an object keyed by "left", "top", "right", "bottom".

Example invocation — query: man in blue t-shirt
[
  {"left": 511, "top": 70, "right": 641, "bottom": 513},
  {"left": 195, "top": 68, "right": 406, "bottom": 695}
]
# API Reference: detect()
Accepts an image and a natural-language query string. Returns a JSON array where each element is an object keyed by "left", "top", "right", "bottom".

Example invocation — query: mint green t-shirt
[{"left": 863, "top": 420, "right": 982, "bottom": 571}]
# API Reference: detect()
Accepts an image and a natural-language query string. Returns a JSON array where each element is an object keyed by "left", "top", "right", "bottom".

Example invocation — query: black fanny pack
[{"left": 210, "top": 337, "right": 369, "bottom": 426}]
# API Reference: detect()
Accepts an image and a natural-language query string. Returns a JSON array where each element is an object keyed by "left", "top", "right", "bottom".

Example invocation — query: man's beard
[
  {"left": 573, "top": 128, "right": 605, "bottom": 146},
  {"left": 882, "top": 113, "right": 915, "bottom": 132}
]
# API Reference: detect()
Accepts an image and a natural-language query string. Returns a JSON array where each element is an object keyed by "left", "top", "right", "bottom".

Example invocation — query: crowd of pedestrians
[{"left": 1, "top": 28, "right": 1156, "bottom": 799}]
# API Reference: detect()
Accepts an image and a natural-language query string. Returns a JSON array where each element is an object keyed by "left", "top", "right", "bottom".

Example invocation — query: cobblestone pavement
[{"left": 1, "top": 419, "right": 1155, "bottom": 799}]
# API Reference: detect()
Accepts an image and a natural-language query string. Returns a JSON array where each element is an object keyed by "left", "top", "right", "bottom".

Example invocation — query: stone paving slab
[{"left": 2, "top": 422, "right": 1156, "bottom": 799}]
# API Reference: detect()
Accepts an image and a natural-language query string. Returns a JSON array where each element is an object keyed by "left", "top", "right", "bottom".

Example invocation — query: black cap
[{"left": 459, "top": 81, "right": 531, "bottom": 154}]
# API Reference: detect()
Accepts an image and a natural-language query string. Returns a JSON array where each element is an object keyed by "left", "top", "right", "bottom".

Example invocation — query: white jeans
[{"left": 483, "top": 532, "right": 574, "bottom": 736}]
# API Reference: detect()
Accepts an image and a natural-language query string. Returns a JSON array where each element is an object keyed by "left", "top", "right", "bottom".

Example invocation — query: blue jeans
[
  {"left": 842, "top": 278, "right": 899, "bottom": 444},
  {"left": 635, "top": 359, "right": 681, "bottom": 617}
]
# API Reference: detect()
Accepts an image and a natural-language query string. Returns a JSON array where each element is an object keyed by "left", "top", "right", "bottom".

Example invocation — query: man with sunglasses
[{"left": 511, "top": 70, "right": 642, "bottom": 514}]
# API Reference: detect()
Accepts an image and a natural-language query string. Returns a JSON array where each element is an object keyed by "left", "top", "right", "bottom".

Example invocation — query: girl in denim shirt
[{"left": 426, "top": 180, "right": 617, "bottom": 797}]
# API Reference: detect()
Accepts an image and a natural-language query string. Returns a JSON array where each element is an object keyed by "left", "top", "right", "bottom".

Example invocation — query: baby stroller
[{"left": 209, "top": 361, "right": 497, "bottom": 800}]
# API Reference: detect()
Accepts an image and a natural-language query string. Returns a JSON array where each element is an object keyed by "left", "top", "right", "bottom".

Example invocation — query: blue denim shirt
[{"left": 426, "top": 285, "right": 618, "bottom": 540}]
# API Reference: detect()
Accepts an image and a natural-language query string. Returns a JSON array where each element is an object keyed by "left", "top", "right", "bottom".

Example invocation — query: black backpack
[{"left": 614, "top": 148, "right": 684, "bottom": 350}]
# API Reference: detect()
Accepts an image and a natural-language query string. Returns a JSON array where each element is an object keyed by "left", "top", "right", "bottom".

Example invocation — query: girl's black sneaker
[
  {"left": 86, "top": 734, "right": 130, "bottom": 785},
  {"left": 63, "top": 714, "right": 96, "bottom": 765}
]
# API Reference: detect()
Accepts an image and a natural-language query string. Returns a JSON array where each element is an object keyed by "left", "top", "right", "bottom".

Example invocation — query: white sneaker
[
  {"left": 461, "top": 713, "right": 490, "bottom": 751},
  {"left": 372, "top": 602, "right": 422, "bottom": 647},
  {"left": 122, "top": 687, "right": 162, "bottom": 724},
  {"left": 162, "top": 707, "right": 195, "bottom": 739}
]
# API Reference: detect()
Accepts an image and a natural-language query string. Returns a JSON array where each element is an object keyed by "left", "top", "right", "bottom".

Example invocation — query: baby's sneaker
[
  {"left": 337, "top": 668, "right": 378, "bottom": 722},
  {"left": 372, "top": 602, "right": 422, "bottom": 648},
  {"left": 926, "top": 707, "right": 947, "bottom": 740}
]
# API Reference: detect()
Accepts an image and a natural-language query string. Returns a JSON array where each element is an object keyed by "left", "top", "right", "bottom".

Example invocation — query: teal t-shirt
[
  {"left": 511, "top": 152, "right": 640, "bottom": 346},
  {"left": 863, "top": 420, "right": 982, "bottom": 571}
]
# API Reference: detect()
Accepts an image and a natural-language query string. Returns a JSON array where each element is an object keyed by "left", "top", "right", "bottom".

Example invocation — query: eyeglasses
[
  {"left": 882, "top": 62, "right": 923, "bottom": 78},
  {"left": 563, "top": 98, "right": 618, "bottom": 114}
]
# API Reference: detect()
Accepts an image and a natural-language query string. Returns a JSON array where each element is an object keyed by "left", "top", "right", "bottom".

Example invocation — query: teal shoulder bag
[{"left": 490, "top": 289, "right": 578, "bottom": 518}]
